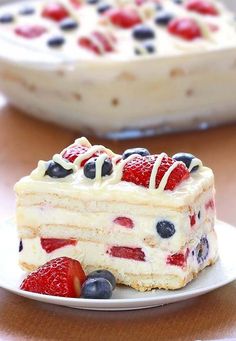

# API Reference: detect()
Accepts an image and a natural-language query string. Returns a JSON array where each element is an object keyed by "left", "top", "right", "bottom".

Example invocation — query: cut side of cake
[{"left": 15, "top": 137, "right": 218, "bottom": 291}]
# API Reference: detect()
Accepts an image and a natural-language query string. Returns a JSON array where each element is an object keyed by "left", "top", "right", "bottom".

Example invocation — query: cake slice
[{"left": 15, "top": 137, "right": 217, "bottom": 291}]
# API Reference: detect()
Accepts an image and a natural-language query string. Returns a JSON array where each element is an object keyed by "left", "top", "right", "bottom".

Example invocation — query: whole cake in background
[{"left": 15, "top": 137, "right": 218, "bottom": 291}]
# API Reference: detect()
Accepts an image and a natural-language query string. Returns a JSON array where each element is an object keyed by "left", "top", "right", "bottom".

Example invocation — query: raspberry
[
  {"left": 168, "top": 18, "right": 202, "bottom": 40},
  {"left": 113, "top": 217, "right": 134, "bottom": 228},
  {"left": 108, "top": 246, "right": 145, "bottom": 261},
  {"left": 79, "top": 31, "right": 115, "bottom": 55},
  {"left": 41, "top": 238, "right": 77, "bottom": 253},
  {"left": 105, "top": 8, "right": 141, "bottom": 29},
  {"left": 121, "top": 155, "right": 189, "bottom": 190},
  {"left": 185, "top": 0, "right": 218, "bottom": 16},
  {"left": 14, "top": 25, "right": 47, "bottom": 39},
  {"left": 20, "top": 257, "right": 86, "bottom": 297},
  {"left": 42, "top": 3, "right": 69, "bottom": 21}
]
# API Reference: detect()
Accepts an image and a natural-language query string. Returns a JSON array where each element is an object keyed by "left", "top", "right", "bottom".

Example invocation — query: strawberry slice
[
  {"left": 79, "top": 31, "right": 115, "bottom": 55},
  {"left": 62, "top": 144, "right": 106, "bottom": 166},
  {"left": 41, "top": 238, "right": 77, "bottom": 253},
  {"left": 108, "top": 246, "right": 145, "bottom": 261},
  {"left": 185, "top": 0, "right": 218, "bottom": 16},
  {"left": 20, "top": 257, "right": 86, "bottom": 297},
  {"left": 121, "top": 155, "right": 189, "bottom": 190},
  {"left": 14, "top": 25, "right": 47, "bottom": 39},
  {"left": 168, "top": 18, "right": 202, "bottom": 41},
  {"left": 190, "top": 214, "right": 196, "bottom": 227},
  {"left": 42, "top": 2, "right": 69, "bottom": 21},
  {"left": 113, "top": 217, "right": 134, "bottom": 228},
  {"left": 105, "top": 8, "right": 141, "bottom": 29}
]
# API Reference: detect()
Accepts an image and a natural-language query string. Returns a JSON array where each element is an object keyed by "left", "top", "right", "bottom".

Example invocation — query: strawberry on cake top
[{"left": 15, "top": 137, "right": 217, "bottom": 291}]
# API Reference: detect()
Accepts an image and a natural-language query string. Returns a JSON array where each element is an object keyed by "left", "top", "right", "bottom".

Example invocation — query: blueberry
[
  {"left": 155, "top": 11, "right": 174, "bottom": 26},
  {"left": 45, "top": 161, "right": 73, "bottom": 178},
  {"left": 84, "top": 157, "right": 113, "bottom": 179},
  {"left": 87, "top": 270, "right": 116, "bottom": 290},
  {"left": 196, "top": 237, "right": 209, "bottom": 264},
  {"left": 173, "top": 0, "right": 183, "bottom": 4},
  {"left": 198, "top": 211, "right": 201, "bottom": 219},
  {"left": 0, "top": 13, "right": 14, "bottom": 23},
  {"left": 47, "top": 36, "right": 65, "bottom": 48},
  {"left": 132, "top": 25, "right": 155, "bottom": 41},
  {"left": 87, "top": 0, "right": 99, "bottom": 4},
  {"left": 122, "top": 147, "right": 150, "bottom": 159},
  {"left": 97, "top": 3, "right": 111, "bottom": 13},
  {"left": 81, "top": 278, "right": 113, "bottom": 299},
  {"left": 135, "top": 42, "right": 156, "bottom": 55},
  {"left": 19, "top": 239, "right": 23, "bottom": 252},
  {"left": 60, "top": 18, "right": 78, "bottom": 31},
  {"left": 19, "top": 6, "right": 35, "bottom": 15},
  {"left": 156, "top": 220, "right": 175, "bottom": 239},
  {"left": 172, "top": 152, "right": 200, "bottom": 172}
]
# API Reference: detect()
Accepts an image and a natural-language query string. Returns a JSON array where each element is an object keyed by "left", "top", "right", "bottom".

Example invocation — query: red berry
[
  {"left": 121, "top": 155, "right": 189, "bottom": 190},
  {"left": 79, "top": 31, "right": 115, "bottom": 55},
  {"left": 20, "top": 257, "right": 86, "bottom": 297},
  {"left": 105, "top": 8, "right": 141, "bottom": 29},
  {"left": 41, "top": 238, "right": 77, "bottom": 253},
  {"left": 113, "top": 217, "right": 134, "bottom": 228},
  {"left": 168, "top": 18, "right": 202, "bottom": 41},
  {"left": 62, "top": 144, "right": 108, "bottom": 166},
  {"left": 42, "top": 2, "right": 69, "bottom": 22},
  {"left": 167, "top": 252, "right": 186, "bottom": 267},
  {"left": 14, "top": 25, "right": 47, "bottom": 39},
  {"left": 190, "top": 214, "right": 196, "bottom": 227},
  {"left": 108, "top": 246, "right": 145, "bottom": 261},
  {"left": 69, "top": 0, "right": 81, "bottom": 8},
  {"left": 205, "top": 198, "right": 214, "bottom": 210},
  {"left": 185, "top": 0, "right": 218, "bottom": 16}
]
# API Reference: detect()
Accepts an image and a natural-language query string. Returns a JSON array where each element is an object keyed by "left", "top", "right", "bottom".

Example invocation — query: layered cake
[
  {"left": 15, "top": 137, "right": 218, "bottom": 291},
  {"left": 0, "top": 0, "right": 236, "bottom": 138}
]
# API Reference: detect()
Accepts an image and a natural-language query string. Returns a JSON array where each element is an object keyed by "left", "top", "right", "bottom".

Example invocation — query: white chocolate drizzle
[
  {"left": 30, "top": 161, "right": 48, "bottom": 180},
  {"left": 53, "top": 154, "right": 77, "bottom": 172},
  {"left": 189, "top": 158, "right": 203, "bottom": 172},
  {"left": 157, "top": 161, "right": 181, "bottom": 192},
  {"left": 95, "top": 153, "right": 109, "bottom": 181},
  {"left": 149, "top": 153, "right": 167, "bottom": 190}
]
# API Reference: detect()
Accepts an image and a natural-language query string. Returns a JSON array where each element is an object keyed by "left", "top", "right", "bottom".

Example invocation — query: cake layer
[{"left": 19, "top": 229, "right": 218, "bottom": 290}]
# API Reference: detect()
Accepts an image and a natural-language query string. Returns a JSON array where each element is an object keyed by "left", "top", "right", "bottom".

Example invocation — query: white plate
[{"left": 0, "top": 220, "right": 235, "bottom": 311}]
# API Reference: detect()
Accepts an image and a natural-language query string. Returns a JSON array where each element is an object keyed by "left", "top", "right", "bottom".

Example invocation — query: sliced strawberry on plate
[
  {"left": 20, "top": 257, "right": 86, "bottom": 297},
  {"left": 121, "top": 155, "right": 189, "bottom": 190},
  {"left": 185, "top": 0, "right": 219, "bottom": 16},
  {"left": 105, "top": 8, "right": 141, "bottom": 29},
  {"left": 14, "top": 25, "right": 47, "bottom": 39},
  {"left": 41, "top": 238, "right": 77, "bottom": 253},
  {"left": 42, "top": 2, "right": 69, "bottom": 21}
]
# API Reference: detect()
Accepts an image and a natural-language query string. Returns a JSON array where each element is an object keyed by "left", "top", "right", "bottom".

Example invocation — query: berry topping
[
  {"left": 83, "top": 157, "right": 113, "bottom": 179},
  {"left": 60, "top": 18, "right": 79, "bottom": 31},
  {"left": 172, "top": 152, "right": 200, "bottom": 172},
  {"left": 97, "top": 3, "right": 112, "bottom": 14},
  {"left": 155, "top": 11, "right": 174, "bottom": 26},
  {"left": 185, "top": 0, "right": 218, "bottom": 16},
  {"left": 69, "top": 0, "right": 82, "bottom": 8},
  {"left": 108, "top": 246, "right": 145, "bottom": 261},
  {"left": 45, "top": 161, "right": 73, "bottom": 178},
  {"left": 132, "top": 25, "right": 155, "bottom": 40},
  {"left": 20, "top": 257, "right": 86, "bottom": 297},
  {"left": 196, "top": 236, "right": 209, "bottom": 263},
  {"left": 190, "top": 213, "right": 196, "bottom": 227},
  {"left": 135, "top": 42, "right": 156, "bottom": 55},
  {"left": 79, "top": 31, "right": 115, "bottom": 55},
  {"left": 167, "top": 252, "right": 186, "bottom": 267},
  {"left": 168, "top": 18, "right": 202, "bottom": 41},
  {"left": 19, "top": 6, "right": 35, "bottom": 15},
  {"left": 81, "top": 278, "right": 113, "bottom": 299},
  {"left": 19, "top": 239, "right": 23, "bottom": 252},
  {"left": 113, "top": 217, "right": 134, "bottom": 228},
  {"left": 42, "top": 3, "right": 69, "bottom": 22},
  {"left": 62, "top": 144, "right": 90, "bottom": 164},
  {"left": 47, "top": 36, "right": 65, "bottom": 47},
  {"left": 121, "top": 155, "right": 189, "bottom": 190},
  {"left": 40, "top": 238, "right": 77, "bottom": 253},
  {"left": 122, "top": 147, "right": 150, "bottom": 159},
  {"left": 87, "top": 270, "right": 116, "bottom": 290},
  {"left": 0, "top": 14, "right": 14, "bottom": 23},
  {"left": 105, "top": 8, "right": 141, "bottom": 29},
  {"left": 156, "top": 220, "right": 176, "bottom": 239},
  {"left": 14, "top": 25, "right": 47, "bottom": 39}
]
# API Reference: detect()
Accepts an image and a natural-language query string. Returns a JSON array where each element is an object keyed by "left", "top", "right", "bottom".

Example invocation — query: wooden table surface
[{"left": 0, "top": 95, "right": 235, "bottom": 341}]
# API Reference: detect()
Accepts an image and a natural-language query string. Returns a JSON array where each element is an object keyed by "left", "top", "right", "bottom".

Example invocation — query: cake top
[
  {"left": 15, "top": 137, "right": 214, "bottom": 207},
  {"left": 0, "top": 0, "right": 235, "bottom": 63}
]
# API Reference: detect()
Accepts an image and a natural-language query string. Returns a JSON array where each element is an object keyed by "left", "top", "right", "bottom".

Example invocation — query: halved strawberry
[
  {"left": 121, "top": 155, "right": 189, "bottom": 190},
  {"left": 107, "top": 246, "right": 145, "bottom": 261},
  {"left": 168, "top": 18, "right": 202, "bottom": 41},
  {"left": 62, "top": 144, "right": 104, "bottom": 166},
  {"left": 42, "top": 2, "right": 69, "bottom": 21},
  {"left": 41, "top": 238, "right": 77, "bottom": 253},
  {"left": 105, "top": 8, "right": 141, "bottom": 29},
  {"left": 79, "top": 31, "right": 115, "bottom": 55},
  {"left": 20, "top": 257, "right": 86, "bottom": 297},
  {"left": 185, "top": 0, "right": 218, "bottom": 16},
  {"left": 14, "top": 25, "right": 47, "bottom": 39}
]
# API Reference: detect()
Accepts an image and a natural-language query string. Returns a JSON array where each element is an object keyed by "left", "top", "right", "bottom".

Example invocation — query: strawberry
[
  {"left": 105, "top": 8, "right": 141, "bottom": 29},
  {"left": 190, "top": 213, "right": 196, "bottom": 227},
  {"left": 42, "top": 2, "right": 69, "bottom": 22},
  {"left": 20, "top": 257, "right": 86, "bottom": 297},
  {"left": 62, "top": 144, "right": 105, "bottom": 166},
  {"left": 108, "top": 246, "right": 145, "bottom": 261},
  {"left": 113, "top": 217, "right": 134, "bottom": 228},
  {"left": 121, "top": 155, "right": 189, "bottom": 190},
  {"left": 69, "top": 0, "right": 81, "bottom": 9},
  {"left": 14, "top": 25, "right": 47, "bottom": 39},
  {"left": 168, "top": 18, "right": 202, "bottom": 41},
  {"left": 185, "top": 0, "right": 218, "bottom": 16},
  {"left": 166, "top": 252, "right": 186, "bottom": 267},
  {"left": 79, "top": 31, "right": 115, "bottom": 55},
  {"left": 41, "top": 238, "right": 77, "bottom": 253}
]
